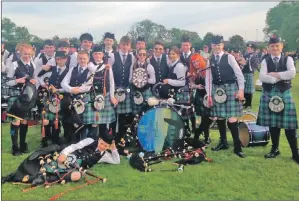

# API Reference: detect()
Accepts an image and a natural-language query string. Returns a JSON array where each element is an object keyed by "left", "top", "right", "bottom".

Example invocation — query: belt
[{"left": 213, "top": 80, "right": 236, "bottom": 85}]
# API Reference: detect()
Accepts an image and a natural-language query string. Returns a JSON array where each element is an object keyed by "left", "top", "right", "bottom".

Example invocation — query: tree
[
  {"left": 52, "top": 35, "right": 60, "bottom": 44},
  {"left": 229, "top": 34, "right": 245, "bottom": 50},
  {"left": 2, "top": 17, "right": 16, "bottom": 41},
  {"left": 14, "top": 26, "right": 32, "bottom": 42},
  {"left": 202, "top": 32, "right": 215, "bottom": 47}
]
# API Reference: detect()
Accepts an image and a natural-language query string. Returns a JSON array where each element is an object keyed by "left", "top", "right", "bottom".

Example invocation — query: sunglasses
[{"left": 138, "top": 53, "right": 147, "bottom": 56}]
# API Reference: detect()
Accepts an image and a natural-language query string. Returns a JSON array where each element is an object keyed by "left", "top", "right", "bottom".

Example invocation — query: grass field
[{"left": 1, "top": 64, "right": 299, "bottom": 200}]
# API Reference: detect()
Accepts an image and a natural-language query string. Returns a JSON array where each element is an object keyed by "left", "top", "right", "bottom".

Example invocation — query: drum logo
[{"left": 179, "top": 128, "right": 184, "bottom": 139}]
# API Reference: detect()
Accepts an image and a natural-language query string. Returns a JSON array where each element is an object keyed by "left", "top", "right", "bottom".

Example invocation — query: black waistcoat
[
  {"left": 72, "top": 140, "right": 105, "bottom": 169},
  {"left": 69, "top": 66, "right": 89, "bottom": 87},
  {"left": 150, "top": 54, "right": 169, "bottom": 83},
  {"left": 14, "top": 60, "right": 34, "bottom": 88},
  {"left": 49, "top": 67, "right": 69, "bottom": 89},
  {"left": 112, "top": 52, "right": 132, "bottom": 87},
  {"left": 92, "top": 63, "right": 110, "bottom": 94},
  {"left": 242, "top": 53, "right": 254, "bottom": 74},
  {"left": 194, "top": 75, "right": 206, "bottom": 97},
  {"left": 180, "top": 53, "right": 192, "bottom": 69},
  {"left": 210, "top": 54, "right": 236, "bottom": 85},
  {"left": 262, "top": 54, "right": 291, "bottom": 92}
]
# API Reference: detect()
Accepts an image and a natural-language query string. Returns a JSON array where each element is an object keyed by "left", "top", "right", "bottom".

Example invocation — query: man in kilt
[
  {"left": 257, "top": 35, "right": 298, "bottom": 164},
  {"left": 87, "top": 45, "right": 118, "bottom": 139},
  {"left": 131, "top": 48, "right": 156, "bottom": 115},
  {"left": 205, "top": 35, "right": 246, "bottom": 158},
  {"left": 61, "top": 51, "right": 94, "bottom": 143},
  {"left": 37, "top": 51, "right": 70, "bottom": 147},
  {"left": 6, "top": 43, "right": 39, "bottom": 156},
  {"left": 242, "top": 43, "right": 259, "bottom": 110},
  {"left": 189, "top": 53, "right": 213, "bottom": 144},
  {"left": 111, "top": 36, "right": 134, "bottom": 143}
]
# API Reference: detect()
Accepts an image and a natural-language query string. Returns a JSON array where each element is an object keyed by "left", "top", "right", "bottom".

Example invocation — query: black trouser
[
  {"left": 194, "top": 116, "right": 213, "bottom": 140},
  {"left": 244, "top": 93, "right": 253, "bottom": 107},
  {"left": 114, "top": 113, "right": 134, "bottom": 144}
]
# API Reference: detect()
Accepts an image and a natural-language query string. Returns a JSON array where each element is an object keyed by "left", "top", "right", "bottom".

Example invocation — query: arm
[
  {"left": 78, "top": 71, "right": 93, "bottom": 93},
  {"left": 6, "top": 62, "right": 18, "bottom": 86},
  {"left": 228, "top": 54, "right": 244, "bottom": 90},
  {"left": 168, "top": 63, "right": 186, "bottom": 87},
  {"left": 129, "top": 56, "right": 134, "bottom": 83},
  {"left": 277, "top": 57, "right": 296, "bottom": 80},
  {"left": 259, "top": 59, "right": 278, "bottom": 84},
  {"left": 147, "top": 64, "right": 156, "bottom": 84},
  {"left": 38, "top": 71, "right": 51, "bottom": 87},
  {"left": 60, "top": 138, "right": 94, "bottom": 156},
  {"left": 1, "top": 62, "right": 6, "bottom": 73},
  {"left": 108, "top": 53, "right": 114, "bottom": 66},
  {"left": 98, "top": 149, "right": 120, "bottom": 164},
  {"left": 109, "top": 67, "right": 115, "bottom": 99},
  {"left": 205, "top": 61, "right": 212, "bottom": 96},
  {"left": 61, "top": 68, "right": 73, "bottom": 93}
]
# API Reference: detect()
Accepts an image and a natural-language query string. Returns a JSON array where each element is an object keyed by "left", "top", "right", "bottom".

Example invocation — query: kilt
[
  {"left": 87, "top": 93, "right": 116, "bottom": 124},
  {"left": 193, "top": 90, "right": 211, "bottom": 116},
  {"left": 174, "top": 86, "right": 194, "bottom": 120},
  {"left": 79, "top": 94, "right": 95, "bottom": 125},
  {"left": 244, "top": 73, "right": 255, "bottom": 94},
  {"left": 44, "top": 93, "right": 66, "bottom": 121},
  {"left": 131, "top": 88, "right": 153, "bottom": 114},
  {"left": 257, "top": 88, "right": 298, "bottom": 129},
  {"left": 210, "top": 82, "right": 243, "bottom": 118},
  {"left": 115, "top": 87, "right": 132, "bottom": 114},
  {"left": 7, "top": 97, "right": 37, "bottom": 121}
]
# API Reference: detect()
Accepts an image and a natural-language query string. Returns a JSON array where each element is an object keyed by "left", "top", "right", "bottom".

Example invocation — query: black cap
[
  {"left": 104, "top": 32, "right": 115, "bottom": 40},
  {"left": 232, "top": 48, "right": 240, "bottom": 53},
  {"left": 247, "top": 43, "right": 256, "bottom": 49},
  {"left": 100, "top": 129, "right": 114, "bottom": 144},
  {"left": 268, "top": 34, "right": 282, "bottom": 44},
  {"left": 211, "top": 35, "right": 224, "bottom": 44},
  {"left": 137, "top": 36, "right": 146, "bottom": 42},
  {"left": 91, "top": 44, "right": 105, "bottom": 54},
  {"left": 79, "top": 33, "right": 93, "bottom": 42},
  {"left": 181, "top": 35, "right": 191, "bottom": 42},
  {"left": 57, "top": 41, "right": 70, "bottom": 48},
  {"left": 55, "top": 51, "right": 68, "bottom": 58},
  {"left": 44, "top": 39, "right": 55, "bottom": 46}
]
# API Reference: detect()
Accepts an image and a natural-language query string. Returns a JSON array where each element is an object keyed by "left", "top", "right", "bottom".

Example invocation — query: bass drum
[
  {"left": 239, "top": 121, "right": 270, "bottom": 147},
  {"left": 137, "top": 106, "right": 185, "bottom": 153},
  {"left": 239, "top": 111, "right": 257, "bottom": 122}
]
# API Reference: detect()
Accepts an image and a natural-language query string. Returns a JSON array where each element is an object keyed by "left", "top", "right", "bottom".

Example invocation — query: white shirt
[
  {"left": 60, "top": 138, "right": 120, "bottom": 165},
  {"left": 38, "top": 65, "right": 67, "bottom": 92},
  {"left": 168, "top": 59, "right": 186, "bottom": 87},
  {"left": 61, "top": 65, "right": 93, "bottom": 93},
  {"left": 34, "top": 52, "right": 55, "bottom": 77},
  {"left": 182, "top": 51, "right": 191, "bottom": 59},
  {"left": 259, "top": 54, "right": 296, "bottom": 84}
]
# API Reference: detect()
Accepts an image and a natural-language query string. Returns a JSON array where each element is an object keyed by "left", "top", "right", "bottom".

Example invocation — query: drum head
[
  {"left": 239, "top": 111, "right": 257, "bottom": 122},
  {"left": 137, "top": 107, "right": 185, "bottom": 153},
  {"left": 239, "top": 122, "right": 250, "bottom": 147}
]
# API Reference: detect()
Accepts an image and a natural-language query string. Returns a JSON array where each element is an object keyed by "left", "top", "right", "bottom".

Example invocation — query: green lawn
[{"left": 1, "top": 72, "right": 299, "bottom": 200}]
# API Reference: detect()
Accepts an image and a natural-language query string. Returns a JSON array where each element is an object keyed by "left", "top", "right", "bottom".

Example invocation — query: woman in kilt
[
  {"left": 131, "top": 48, "right": 156, "bottom": 115},
  {"left": 6, "top": 43, "right": 38, "bottom": 156},
  {"left": 61, "top": 51, "right": 94, "bottom": 143},
  {"left": 257, "top": 35, "right": 298, "bottom": 164},
  {"left": 189, "top": 53, "right": 213, "bottom": 144},
  {"left": 37, "top": 51, "right": 69, "bottom": 147},
  {"left": 205, "top": 35, "right": 246, "bottom": 158},
  {"left": 87, "top": 45, "right": 118, "bottom": 139}
]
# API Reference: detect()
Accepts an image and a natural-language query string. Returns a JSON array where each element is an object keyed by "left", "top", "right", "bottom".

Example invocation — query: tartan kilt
[
  {"left": 131, "top": 88, "right": 153, "bottom": 114},
  {"left": 7, "top": 96, "right": 37, "bottom": 121},
  {"left": 80, "top": 94, "right": 95, "bottom": 125},
  {"left": 115, "top": 87, "right": 132, "bottom": 114},
  {"left": 193, "top": 90, "right": 211, "bottom": 117},
  {"left": 174, "top": 86, "right": 194, "bottom": 120},
  {"left": 244, "top": 73, "right": 255, "bottom": 94},
  {"left": 257, "top": 88, "right": 298, "bottom": 129},
  {"left": 44, "top": 95, "right": 65, "bottom": 121},
  {"left": 210, "top": 83, "right": 243, "bottom": 118},
  {"left": 87, "top": 93, "right": 116, "bottom": 124}
]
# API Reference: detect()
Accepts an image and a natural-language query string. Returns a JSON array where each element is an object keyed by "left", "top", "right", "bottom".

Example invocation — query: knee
[
  {"left": 20, "top": 120, "right": 27, "bottom": 125},
  {"left": 12, "top": 120, "right": 20, "bottom": 126},
  {"left": 43, "top": 119, "right": 49, "bottom": 125},
  {"left": 70, "top": 171, "right": 81, "bottom": 182},
  {"left": 228, "top": 117, "right": 238, "bottom": 123},
  {"left": 92, "top": 124, "right": 97, "bottom": 128}
]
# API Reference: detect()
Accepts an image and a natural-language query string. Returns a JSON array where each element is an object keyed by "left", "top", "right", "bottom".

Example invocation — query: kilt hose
[
  {"left": 243, "top": 73, "right": 255, "bottom": 94},
  {"left": 131, "top": 88, "right": 153, "bottom": 115},
  {"left": 257, "top": 88, "right": 298, "bottom": 129},
  {"left": 87, "top": 92, "right": 116, "bottom": 124},
  {"left": 210, "top": 82, "right": 243, "bottom": 119}
]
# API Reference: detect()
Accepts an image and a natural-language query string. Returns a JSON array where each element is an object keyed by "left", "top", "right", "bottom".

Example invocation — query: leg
[
  {"left": 19, "top": 120, "right": 29, "bottom": 154},
  {"left": 227, "top": 117, "right": 245, "bottom": 158},
  {"left": 202, "top": 116, "right": 213, "bottom": 144},
  {"left": 212, "top": 118, "right": 229, "bottom": 151},
  {"left": 247, "top": 93, "right": 253, "bottom": 108},
  {"left": 243, "top": 93, "right": 249, "bottom": 108},
  {"left": 52, "top": 121, "right": 61, "bottom": 145},
  {"left": 191, "top": 115, "right": 196, "bottom": 134},
  {"left": 10, "top": 120, "right": 21, "bottom": 156},
  {"left": 285, "top": 129, "right": 299, "bottom": 164},
  {"left": 89, "top": 124, "right": 99, "bottom": 140},
  {"left": 110, "top": 120, "right": 117, "bottom": 137},
  {"left": 265, "top": 127, "right": 281, "bottom": 158},
  {"left": 42, "top": 120, "right": 51, "bottom": 148}
]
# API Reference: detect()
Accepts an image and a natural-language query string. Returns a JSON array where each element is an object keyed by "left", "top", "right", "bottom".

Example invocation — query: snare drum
[
  {"left": 137, "top": 106, "right": 185, "bottom": 153},
  {"left": 239, "top": 121, "right": 270, "bottom": 147},
  {"left": 239, "top": 111, "right": 257, "bottom": 122}
]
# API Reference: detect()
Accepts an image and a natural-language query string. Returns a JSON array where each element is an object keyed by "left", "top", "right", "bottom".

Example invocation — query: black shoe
[
  {"left": 211, "top": 142, "right": 229, "bottom": 151},
  {"left": 204, "top": 137, "right": 211, "bottom": 145},
  {"left": 292, "top": 155, "right": 299, "bottom": 164},
  {"left": 234, "top": 150, "right": 246, "bottom": 158},
  {"left": 11, "top": 146, "right": 21, "bottom": 156},
  {"left": 20, "top": 143, "right": 29, "bottom": 154},
  {"left": 264, "top": 149, "right": 280, "bottom": 158}
]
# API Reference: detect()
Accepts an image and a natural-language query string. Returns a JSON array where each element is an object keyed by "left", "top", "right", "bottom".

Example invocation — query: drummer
[
  {"left": 131, "top": 48, "right": 156, "bottom": 115},
  {"left": 37, "top": 51, "right": 69, "bottom": 147}
]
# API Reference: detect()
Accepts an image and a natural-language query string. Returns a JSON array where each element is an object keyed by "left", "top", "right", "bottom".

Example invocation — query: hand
[
  {"left": 57, "top": 154, "right": 67, "bottom": 164},
  {"left": 30, "top": 79, "right": 37, "bottom": 85},
  {"left": 239, "top": 60, "right": 246, "bottom": 65},
  {"left": 105, "top": 64, "right": 111, "bottom": 69},
  {"left": 16, "top": 77, "right": 26, "bottom": 84},
  {"left": 236, "top": 89, "right": 244, "bottom": 102},
  {"left": 111, "top": 97, "right": 118, "bottom": 106},
  {"left": 268, "top": 72, "right": 281, "bottom": 79},
  {"left": 71, "top": 87, "right": 80, "bottom": 94},
  {"left": 207, "top": 96, "right": 213, "bottom": 108},
  {"left": 42, "top": 65, "right": 51, "bottom": 71},
  {"left": 187, "top": 72, "right": 191, "bottom": 77},
  {"left": 197, "top": 84, "right": 204, "bottom": 89},
  {"left": 163, "top": 79, "right": 169, "bottom": 84},
  {"left": 49, "top": 85, "right": 57, "bottom": 92},
  {"left": 109, "top": 140, "right": 116, "bottom": 150}
]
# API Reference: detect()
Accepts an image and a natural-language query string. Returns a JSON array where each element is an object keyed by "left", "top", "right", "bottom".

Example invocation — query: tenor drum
[
  {"left": 137, "top": 106, "right": 185, "bottom": 153},
  {"left": 239, "top": 121, "right": 270, "bottom": 147},
  {"left": 239, "top": 111, "right": 257, "bottom": 122}
]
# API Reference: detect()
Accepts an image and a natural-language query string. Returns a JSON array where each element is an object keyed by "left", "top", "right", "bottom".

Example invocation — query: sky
[{"left": 2, "top": 2, "right": 279, "bottom": 42}]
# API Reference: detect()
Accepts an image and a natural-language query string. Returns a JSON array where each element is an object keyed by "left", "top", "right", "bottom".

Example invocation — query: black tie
[
  {"left": 184, "top": 53, "right": 188, "bottom": 59},
  {"left": 122, "top": 54, "right": 126, "bottom": 65},
  {"left": 57, "top": 68, "right": 61, "bottom": 75},
  {"left": 25, "top": 64, "right": 30, "bottom": 73},
  {"left": 273, "top": 57, "right": 279, "bottom": 70},
  {"left": 215, "top": 55, "right": 220, "bottom": 63},
  {"left": 157, "top": 57, "right": 161, "bottom": 66},
  {"left": 79, "top": 68, "right": 83, "bottom": 75}
]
